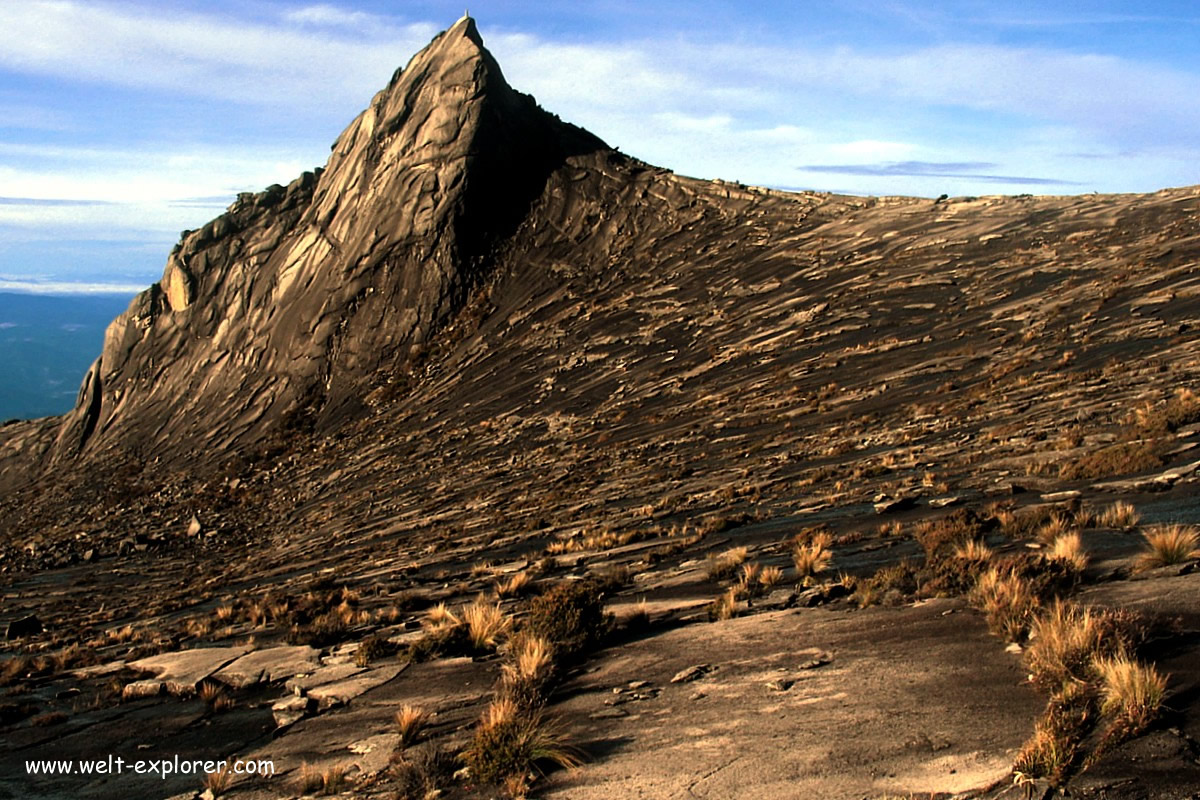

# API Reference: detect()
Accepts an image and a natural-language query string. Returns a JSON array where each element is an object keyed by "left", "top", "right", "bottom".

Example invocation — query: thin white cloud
[
  {"left": 283, "top": 4, "right": 381, "bottom": 29},
  {"left": 0, "top": 1, "right": 435, "bottom": 108},
  {"left": 0, "top": 277, "right": 146, "bottom": 294}
]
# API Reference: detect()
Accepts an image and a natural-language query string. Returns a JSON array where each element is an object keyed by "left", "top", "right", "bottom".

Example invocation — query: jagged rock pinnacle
[{"left": 2, "top": 17, "right": 607, "bottom": 475}]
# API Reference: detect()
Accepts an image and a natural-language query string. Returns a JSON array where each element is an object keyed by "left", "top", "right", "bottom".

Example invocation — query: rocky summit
[{"left": 2, "top": 16, "right": 1200, "bottom": 800}]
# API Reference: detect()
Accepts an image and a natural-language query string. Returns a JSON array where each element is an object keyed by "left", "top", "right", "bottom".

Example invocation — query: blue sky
[{"left": 1, "top": 1, "right": 1199, "bottom": 292}]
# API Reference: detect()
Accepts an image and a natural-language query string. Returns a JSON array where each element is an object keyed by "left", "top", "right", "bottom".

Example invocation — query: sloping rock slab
[
  {"left": 211, "top": 645, "right": 321, "bottom": 688},
  {"left": 307, "top": 663, "right": 408, "bottom": 709},
  {"left": 285, "top": 662, "right": 365, "bottom": 693},
  {"left": 127, "top": 645, "right": 252, "bottom": 695}
]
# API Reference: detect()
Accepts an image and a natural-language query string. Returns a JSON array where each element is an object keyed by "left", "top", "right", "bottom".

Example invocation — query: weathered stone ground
[{"left": 3, "top": 477, "right": 1200, "bottom": 799}]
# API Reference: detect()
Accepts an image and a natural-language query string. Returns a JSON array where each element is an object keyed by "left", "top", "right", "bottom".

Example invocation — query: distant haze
[{"left": 0, "top": 291, "right": 134, "bottom": 420}]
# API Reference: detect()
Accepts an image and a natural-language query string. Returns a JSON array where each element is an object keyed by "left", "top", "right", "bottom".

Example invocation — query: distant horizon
[{"left": 0, "top": 281, "right": 148, "bottom": 297}]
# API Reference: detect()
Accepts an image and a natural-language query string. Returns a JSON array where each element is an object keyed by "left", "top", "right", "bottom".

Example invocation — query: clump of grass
[
  {"left": 395, "top": 704, "right": 429, "bottom": 749},
  {"left": 758, "top": 565, "right": 785, "bottom": 590},
  {"left": 738, "top": 562, "right": 762, "bottom": 588},
  {"left": 1013, "top": 682, "right": 1091, "bottom": 787},
  {"left": 1048, "top": 532, "right": 1089, "bottom": 574},
  {"left": 500, "top": 633, "right": 556, "bottom": 710},
  {"left": 706, "top": 546, "right": 749, "bottom": 580},
  {"left": 953, "top": 538, "right": 994, "bottom": 563},
  {"left": 423, "top": 602, "right": 461, "bottom": 633},
  {"left": 1096, "top": 501, "right": 1139, "bottom": 529},
  {"left": 1095, "top": 654, "right": 1167, "bottom": 738},
  {"left": 1136, "top": 523, "right": 1200, "bottom": 571},
  {"left": 791, "top": 533, "right": 832, "bottom": 580},
  {"left": 298, "top": 762, "right": 349, "bottom": 795},
  {"left": 198, "top": 681, "right": 234, "bottom": 713},
  {"left": 971, "top": 566, "right": 1039, "bottom": 642},
  {"left": 203, "top": 762, "right": 235, "bottom": 796},
  {"left": 707, "top": 586, "right": 739, "bottom": 622},
  {"left": 464, "top": 699, "right": 582, "bottom": 789},
  {"left": 462, "top": 597, "right": 512, "bottom": 650},
  {"left": 1036, "top": 513, "right": 1075, "bottom": 545},
  {"left": 0, "top": 656, "right": 30, "bottom": 687},
  {"left": 495, "top": 571, "right": 534, "bottom": 599},
  {"left": 1024, "top": 601, "right": 1126, "bottom": 691}
]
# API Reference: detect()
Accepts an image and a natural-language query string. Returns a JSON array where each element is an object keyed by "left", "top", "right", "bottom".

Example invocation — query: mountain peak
[
  {"left": 449, "top": 13, "right": 482, "bottom": 45},
  {"left": 2, "top": 16, "right": 609, "bottom": 475}
]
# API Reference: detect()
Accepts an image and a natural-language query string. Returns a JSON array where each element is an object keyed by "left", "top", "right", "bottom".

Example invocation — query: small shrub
[
  {"left": 1136, "top": 523, "right": 1200, "bottom": 571},
  {"left": 915, "top": 509, "right": 989, "bottom": 560},
  {"left": 30, "top": 711, "right": 68, "bottom": 727},
  {"left": 285, "top": 614, "right": 350, "bottom": 648},
  {"left": 1131, "top": 387, "right": 1200, "bottom": 435},
  {"left": 1058, "top": 442, "right": 1163, "bottom": 481},
  {"left": 390, "top": 746, "right": 456, "bottom": 800},
  {"left": 856, "top": 560, "right": 918, "bottom": 606},
  {"left": 524, "top": 581, "right": 608, "bottom": 662},
  {"left": 354, "top": 633, "right": 397, "bottom": 667},
  {"left": 707, "top": 586, "right": 738, "bottom": 622}
]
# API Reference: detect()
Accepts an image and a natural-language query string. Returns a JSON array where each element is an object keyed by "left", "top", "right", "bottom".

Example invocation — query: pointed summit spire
[{"left": 25, "top": 15, "right": 609, "bottom": 466}]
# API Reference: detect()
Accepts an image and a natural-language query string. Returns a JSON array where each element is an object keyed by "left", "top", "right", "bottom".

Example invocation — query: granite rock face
[{"left": 0, "top": 17, "right": 605, "bottom": 485}]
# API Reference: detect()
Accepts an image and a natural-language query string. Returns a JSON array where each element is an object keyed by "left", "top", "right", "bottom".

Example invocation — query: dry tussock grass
[{"left": 1137, "top": 524, "right": 1200, "bottom": 571}]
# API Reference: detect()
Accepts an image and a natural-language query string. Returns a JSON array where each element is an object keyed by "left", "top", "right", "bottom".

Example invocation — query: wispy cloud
[
  {"left": 283, "top": 4, "right": 387, "bottom": 30},
  {"left": 0, "top": 277, "right": 146, "bottom": 295},
  {"left": 0, "top": 1, "right": 435, "bottom": 109},
  {"left": 0, "top": 197, "right": 114, "bottom": 206},
  {"left": 799, "top": 161, "right": 1077, "bottom": 185}
]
